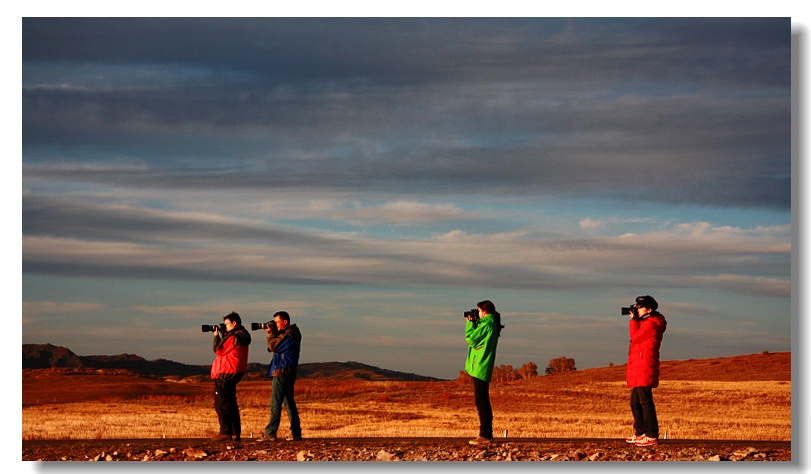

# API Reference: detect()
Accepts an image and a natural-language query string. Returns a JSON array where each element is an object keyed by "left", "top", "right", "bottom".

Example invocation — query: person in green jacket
[{"left": 464, "top": 300, "right": 504, "bottom": 445}]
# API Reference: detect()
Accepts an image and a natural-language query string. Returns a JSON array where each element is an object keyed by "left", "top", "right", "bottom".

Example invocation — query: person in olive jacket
[
  {"left": 464, "top": 300, "right": 504, "bottom": 445},
  {"left": 624, "top": 295, "right": 667, "bottom": 447}
]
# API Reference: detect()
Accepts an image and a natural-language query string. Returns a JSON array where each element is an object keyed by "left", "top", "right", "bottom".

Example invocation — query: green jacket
[{"left": 465, "top": 314, "right": 499, "bottom": 382}]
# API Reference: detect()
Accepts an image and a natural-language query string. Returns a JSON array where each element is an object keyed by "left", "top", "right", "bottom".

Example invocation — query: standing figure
[
  {"left": 261, "top": 311, "right": 303, "bottom": 442},
  {"left": 464, "top": 300, "right": 504, "bottom": 445},
  {"left": 210, "top": 311, "right": 251, "bottom": 441},
  {"left": 624, "top": 295, "right": 667, "bottom": 447}
]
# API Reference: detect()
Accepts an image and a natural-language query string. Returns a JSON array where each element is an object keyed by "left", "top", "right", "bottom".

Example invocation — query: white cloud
[
  {"left": 22, "top": 301, "right": 105, "bottom": 316},
  {"left": 22, "top": 213, "right": 791, "bottom": 299},
  {"left": 579, "top": 217, "right": 602, "bottom": 230},
  {"left": 327, "top": 200, "right": 474, "bottom": 225}
]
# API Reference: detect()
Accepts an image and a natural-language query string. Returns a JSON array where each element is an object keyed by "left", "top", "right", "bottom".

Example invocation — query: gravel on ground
[{"left": 22, "top": 437, "right": 792, "bottom": 462}]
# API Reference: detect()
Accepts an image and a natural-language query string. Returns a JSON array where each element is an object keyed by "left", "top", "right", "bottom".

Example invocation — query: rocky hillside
[{"left": 22, "top": 343, "right": 441, "bottom": 381}]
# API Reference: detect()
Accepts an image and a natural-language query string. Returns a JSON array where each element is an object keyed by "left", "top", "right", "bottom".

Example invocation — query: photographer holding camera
[
  {"left": 209, "top": 311, "right": 251, "bottom": 442},
  {"left": 464, "top": 300, "right": 504, "bottom": 445},
  {"left": 258, "top": 311, "right": 303, "bottom": 442},
  {"left": 623, "top": 295, "right": 667, "bottom": 447}
]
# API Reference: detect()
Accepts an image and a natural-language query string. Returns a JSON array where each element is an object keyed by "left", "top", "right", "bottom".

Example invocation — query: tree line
[{"left": 456, "top": 357, "right": 577, "bottom": 383}]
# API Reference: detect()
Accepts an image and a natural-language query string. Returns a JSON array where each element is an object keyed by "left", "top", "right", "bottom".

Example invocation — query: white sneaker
[{"left": 634, "top": 435, "right": 659, "bottom": 447}]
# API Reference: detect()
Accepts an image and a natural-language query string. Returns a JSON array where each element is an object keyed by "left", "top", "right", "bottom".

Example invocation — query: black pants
[
  {"left": 472, "top": 377, "right": 493, "bottom": 439},
  {"left": 214, "top": 372, "right": 244, "bottom": 437},
  {"left": 630, "top": 386, "right": 659, "bottom": 438}
]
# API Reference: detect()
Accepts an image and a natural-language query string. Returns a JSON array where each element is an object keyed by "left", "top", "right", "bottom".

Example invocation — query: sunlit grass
[{"left": 22, "top": 378, "right": 790, "bottom": 441}]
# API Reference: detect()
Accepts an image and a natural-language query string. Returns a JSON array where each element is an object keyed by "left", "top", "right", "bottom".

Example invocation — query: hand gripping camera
[
  {"left": 250, "top": 321, "right": 278, "bottom": 333},
  {"left": 621, "top": 305, "right": 639, "bottom": 317},
  {"left": 463, "top": 308, "right": 479, "bottom": 322},
  {"left": 201, "top": 323, "right": 227, "bottom": 333}
]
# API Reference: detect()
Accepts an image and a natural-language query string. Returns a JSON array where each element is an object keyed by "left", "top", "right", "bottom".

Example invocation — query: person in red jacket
[
  {"left": 210, "top": 311, "right": 251, "bottom": 441},
  {"left": 624, "top": 295, "right": 667, "bottom": 447}
]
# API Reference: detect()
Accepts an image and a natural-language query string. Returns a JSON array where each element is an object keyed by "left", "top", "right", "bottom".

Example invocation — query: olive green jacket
[{"left": 464, "top": 314, "right": 499, "bottom": 382}]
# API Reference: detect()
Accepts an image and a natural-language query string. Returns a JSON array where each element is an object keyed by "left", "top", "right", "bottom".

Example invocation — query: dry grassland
[{"left": 23, "top": 353, "right": 791, "bottom": 441}]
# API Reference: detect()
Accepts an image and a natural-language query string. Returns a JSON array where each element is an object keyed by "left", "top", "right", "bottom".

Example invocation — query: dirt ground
[{"left": 22, "top": 437, "right": 792, "bottom": 462}]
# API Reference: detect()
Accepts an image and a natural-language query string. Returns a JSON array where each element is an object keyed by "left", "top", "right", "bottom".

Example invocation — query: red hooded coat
[
  {"left": 626, "top": 313, "right": 667, "bottom": 388},
  {"left": 210, "top": 326, "right": 251, "bottom": 378}
]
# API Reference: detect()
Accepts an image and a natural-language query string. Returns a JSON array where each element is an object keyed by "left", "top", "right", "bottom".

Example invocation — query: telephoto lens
[
  {"left": 250, "top": 321, "right": 277, "bottom": 332},
  {"left": 201, "top": 323, "right": 226, "bottom": 333}
]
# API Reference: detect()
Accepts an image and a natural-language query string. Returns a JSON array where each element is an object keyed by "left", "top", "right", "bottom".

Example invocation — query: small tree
[
  {"left": 545, "top": 356, "right": 576, "bottom": 375},
  {"left": 517, "top": 362, "right": 539, "bottom": 380},
  {"left": 492, "top": 364, "right": 516, "bottom": 383}
]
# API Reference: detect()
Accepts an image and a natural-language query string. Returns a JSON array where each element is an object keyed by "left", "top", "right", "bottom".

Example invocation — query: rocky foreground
[{"left": 23, "top": 438, "right": 791, "bottom": 462}]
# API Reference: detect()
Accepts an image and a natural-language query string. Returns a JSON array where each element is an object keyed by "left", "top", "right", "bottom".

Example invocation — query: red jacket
[
  {"left": 210, "top": 326, "right": 251, "bottom": 378},
  {"left": 626, "top": 313, "right": 667, "bottom": 388}
]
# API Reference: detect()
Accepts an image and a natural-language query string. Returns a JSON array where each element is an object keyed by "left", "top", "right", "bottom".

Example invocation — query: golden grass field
[{"left": 22, "top": 352, "right": 791, "bottom": 441}]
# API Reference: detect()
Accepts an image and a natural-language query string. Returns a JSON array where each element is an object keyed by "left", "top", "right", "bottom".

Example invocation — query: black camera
[
  {"left": 464, "top": 309, "right": 479, "bottom": 321},
  {"left": 621, "top": 305, "right": 639, "bottom": 317},
  {"left": 251, "top": 321, "right": 278, "bottom": 332},
  {"left": 202, "top": 323, "right": 227, "bottom": 333}
]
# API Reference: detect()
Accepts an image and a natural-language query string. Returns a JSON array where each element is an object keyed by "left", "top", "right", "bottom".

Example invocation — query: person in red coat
[
  {"left": 624, "top": 295, "right": 666, "bottom": 447},
  {"left": 210, "top": 311, "right": 251, "bottom": 441}
]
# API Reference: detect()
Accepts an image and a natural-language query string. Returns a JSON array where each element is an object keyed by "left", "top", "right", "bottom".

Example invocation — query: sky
[{"left": 18, "top": 16, "right": 796, "bottom": 381}]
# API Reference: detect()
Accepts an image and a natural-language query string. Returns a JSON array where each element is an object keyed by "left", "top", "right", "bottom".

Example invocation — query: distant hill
[
  {"left": 24, "top": 344, "right": 790, "bottom": 383},
  {"left": 536, "top": 351, "right": 791, "bottom": 383},
  {"left": 660, "top": 351, "right": 791, "bottom": 382},
  {"left": 297, "top": 360, "right": 441, "bottom": 381},
  {"left": 22, "top": 344, "right": 442, "bottom": 381}
]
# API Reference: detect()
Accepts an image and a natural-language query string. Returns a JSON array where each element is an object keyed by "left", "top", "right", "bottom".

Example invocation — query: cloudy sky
[{"left": 20, "top": 17, "right": 794, "bottom": 379}]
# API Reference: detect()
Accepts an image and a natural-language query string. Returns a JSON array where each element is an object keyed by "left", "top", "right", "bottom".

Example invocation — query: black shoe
[{"left": 286, "top": 435, "right": 302, "bottom": 441}]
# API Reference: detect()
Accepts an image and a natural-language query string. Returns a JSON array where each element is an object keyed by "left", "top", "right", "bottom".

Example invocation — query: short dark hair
[
  {"left": 224, "top": 311, "right": 241, "bottom": 326},
  {"left": 273, "top": 311, "right": 290, "bottom": 322},
  {"left": 635, "top": 295, "right": 658, "bottom": 311}
]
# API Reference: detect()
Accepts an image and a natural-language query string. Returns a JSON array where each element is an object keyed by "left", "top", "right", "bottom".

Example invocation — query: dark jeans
[
  {"left": 472, "top": 377, "right": 493, "bottom": 439},
  {"left": 630, "top": 386, "right": 659, "bottom": 438},
  {"left": 265, "top": 376, "right": 301, "bottom": 437},
  {"left": 213, "top": 372, "right": 243, "bottom": 437}
]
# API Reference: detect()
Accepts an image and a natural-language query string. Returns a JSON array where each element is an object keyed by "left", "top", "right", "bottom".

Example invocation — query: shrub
[
  {"left": 545, "top": 357, "right": 576, "bottom": 375},
  {"left": 454, "top": 371, "right": 472, "bottom": 386}
]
